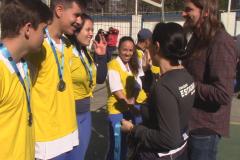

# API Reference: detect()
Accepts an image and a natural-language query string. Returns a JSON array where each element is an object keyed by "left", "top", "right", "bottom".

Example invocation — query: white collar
[
  {"left": 116, "top": 56, "right": 132, "bottom": 74},
  {"left": 0, "top": 51, "right": 25, "bottom": 76},
  {"left": 45, "top": 37, "right": 64, "bottom": 52}
]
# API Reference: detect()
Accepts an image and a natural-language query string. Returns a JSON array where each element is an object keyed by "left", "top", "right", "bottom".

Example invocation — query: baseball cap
[{"left": 137, "top": 28, "right": 152, "bottom": 41}]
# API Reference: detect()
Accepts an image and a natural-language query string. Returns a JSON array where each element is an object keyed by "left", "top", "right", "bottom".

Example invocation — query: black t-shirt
[{"left": 133, "top": 68, "right": 195, "bottom": 152}]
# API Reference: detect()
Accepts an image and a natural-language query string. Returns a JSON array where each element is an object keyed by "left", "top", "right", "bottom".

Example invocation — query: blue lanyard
[
  {"left": 78, "top": 49, "right": 93, "bottom": 87},
  {"left": 45, "top": 28, "right": 65, "bottom": 80},
  {"left": 114, "top": 122, "right": 121, "bottom": 160},
  {"left": 0, "top": 44, "right": 32, "bottom": 126}
]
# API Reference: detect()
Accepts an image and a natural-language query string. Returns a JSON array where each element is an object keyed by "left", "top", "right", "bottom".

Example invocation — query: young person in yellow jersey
[
  {"left": 0, "top": 1, "right": 52, "bottom": 160},
  {"left": 136, "top": 29, "right": 161, "bottom": 94},
  {"left": 136, "top": 28, "right": 152, "bottom": 73},
  {"left": 27, "top": 0, "right": 85, "bottom": 159},
  {"left": 106, "top": 36, "right": 147, "bottom": 160},
  {"left": 67, "top": 13, "right": 108, "bottom": 160}
]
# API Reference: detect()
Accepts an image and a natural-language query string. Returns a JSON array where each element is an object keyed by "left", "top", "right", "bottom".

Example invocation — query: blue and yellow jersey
[
  {"left": 107, "top": 58, "right": 147, "bottom": 114},
  {"left": 71, "top": 48, "right": 96, "bottom": 100},
  {"left": 0, "top": 54, "right": 34, "bottom": 160},
  {"left": 30, "top": 39, "right": 77, "bottom": 141},
  {"left": 136, "top": 48, "right": 161, "bottom": 74}
]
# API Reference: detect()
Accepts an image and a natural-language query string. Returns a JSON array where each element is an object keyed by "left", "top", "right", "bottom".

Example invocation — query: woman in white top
[{"left": 106, "top": 36, "right": 144, "bottom": 160}]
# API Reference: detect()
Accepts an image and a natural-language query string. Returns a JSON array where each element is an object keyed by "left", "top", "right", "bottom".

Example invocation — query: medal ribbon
[
  {"left": 114, "top": 122, "right": 121, "bottom": 160},
  {"left": 45, "top": 28, "right": 65, "bottom": 82},
  {"left": 0, "top": 43, "right": 32, "bottom": 126},
  {"left": 78, "top": 49, "right": 93, "bottom": 87}
]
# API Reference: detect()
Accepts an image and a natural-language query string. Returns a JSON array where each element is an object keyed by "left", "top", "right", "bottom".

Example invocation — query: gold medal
[{"left": 58, "top": 79, "right": 66, "bottom": 92}]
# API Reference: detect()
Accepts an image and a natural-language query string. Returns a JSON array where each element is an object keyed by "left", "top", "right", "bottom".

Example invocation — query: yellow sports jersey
[
  {"left": 71, "top": 48, "right": 96, "bottom": 100},
  {"left": 136, "top": 48, "right": 161, "bottom": 74},
  {"left": 151, "top": 65, "right": 161, "bottom": 74},
  {"left": 29, "top": 39, "right": 76, "bottom": 141},
  {"left": 136, "top": 49, "right": 148, "bottom": 103},
  {"left": 136, "top": 89, "right": 147, "bottom": 104},
  {"left": 0, "top": 56, "right": 34, "bottom": 160},
  {"left": 107, "top": 58, "right": 146, "bottom": 114},
  {"left": 136, "top": 49, "right": 144, "bottom": 59}
]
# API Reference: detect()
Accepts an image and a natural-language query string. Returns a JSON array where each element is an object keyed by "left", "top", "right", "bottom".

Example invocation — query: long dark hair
[
  {"left": 152, "top": 22, "right": 187, "bottom": 65},
  {"left": 67, "top": 13, "right": 93, "bottom": 64},
  {"left": 189, "top": 0, "right": 223, "bottom": 43},
  {"left": 118, "top": 36, "right": 139, "bottom": 76}
]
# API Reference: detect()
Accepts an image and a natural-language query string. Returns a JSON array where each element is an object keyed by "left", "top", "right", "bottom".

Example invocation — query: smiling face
[
  {"left": 118, "top": 40, "right": 134, "bottom": 64},
  {"left": 75, "top": 19, "right": 93, "bottom": 46},
  {"left": 182, "top": 0, "right": 202, "bottom": 30},
  {"left": 59, "top": 2, "right": 82, "bottom": 35}
]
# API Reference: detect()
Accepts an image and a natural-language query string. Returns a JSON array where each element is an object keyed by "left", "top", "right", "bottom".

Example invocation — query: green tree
[{"left": 219, "top": 0, "right": 229, "bottom": 10}]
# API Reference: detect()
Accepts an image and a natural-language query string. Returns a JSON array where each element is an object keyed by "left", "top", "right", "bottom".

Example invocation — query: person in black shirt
[{"left": 121, "top": 22, "right": 195, "bottom": 160}]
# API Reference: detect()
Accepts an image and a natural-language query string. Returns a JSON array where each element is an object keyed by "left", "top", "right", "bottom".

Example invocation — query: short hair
[
  {"left": 0, "top": 0, "right": 52, "bottom": 39},
  {"left": 50, "top": 0, "right": 87, "bottom": 10},
  {"left": 152, "top": 22, "right": 187, "bottom": 61}
]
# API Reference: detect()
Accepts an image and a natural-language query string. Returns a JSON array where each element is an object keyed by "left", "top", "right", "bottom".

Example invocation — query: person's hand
[
  {"left": 142, "top": 50, "right": 152, "bottom": 71},
  {"left": 143, "top": 49, "right": 151, "bottom": 65},
  {"left": 92, "top": 34, "right": 107, "bottom": 56},
  {"left": 121, "top": 119, "right": 134, "bottom": 133},
  {"left": 126, "top": 97, "right": 135, "bottom": 106}
]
